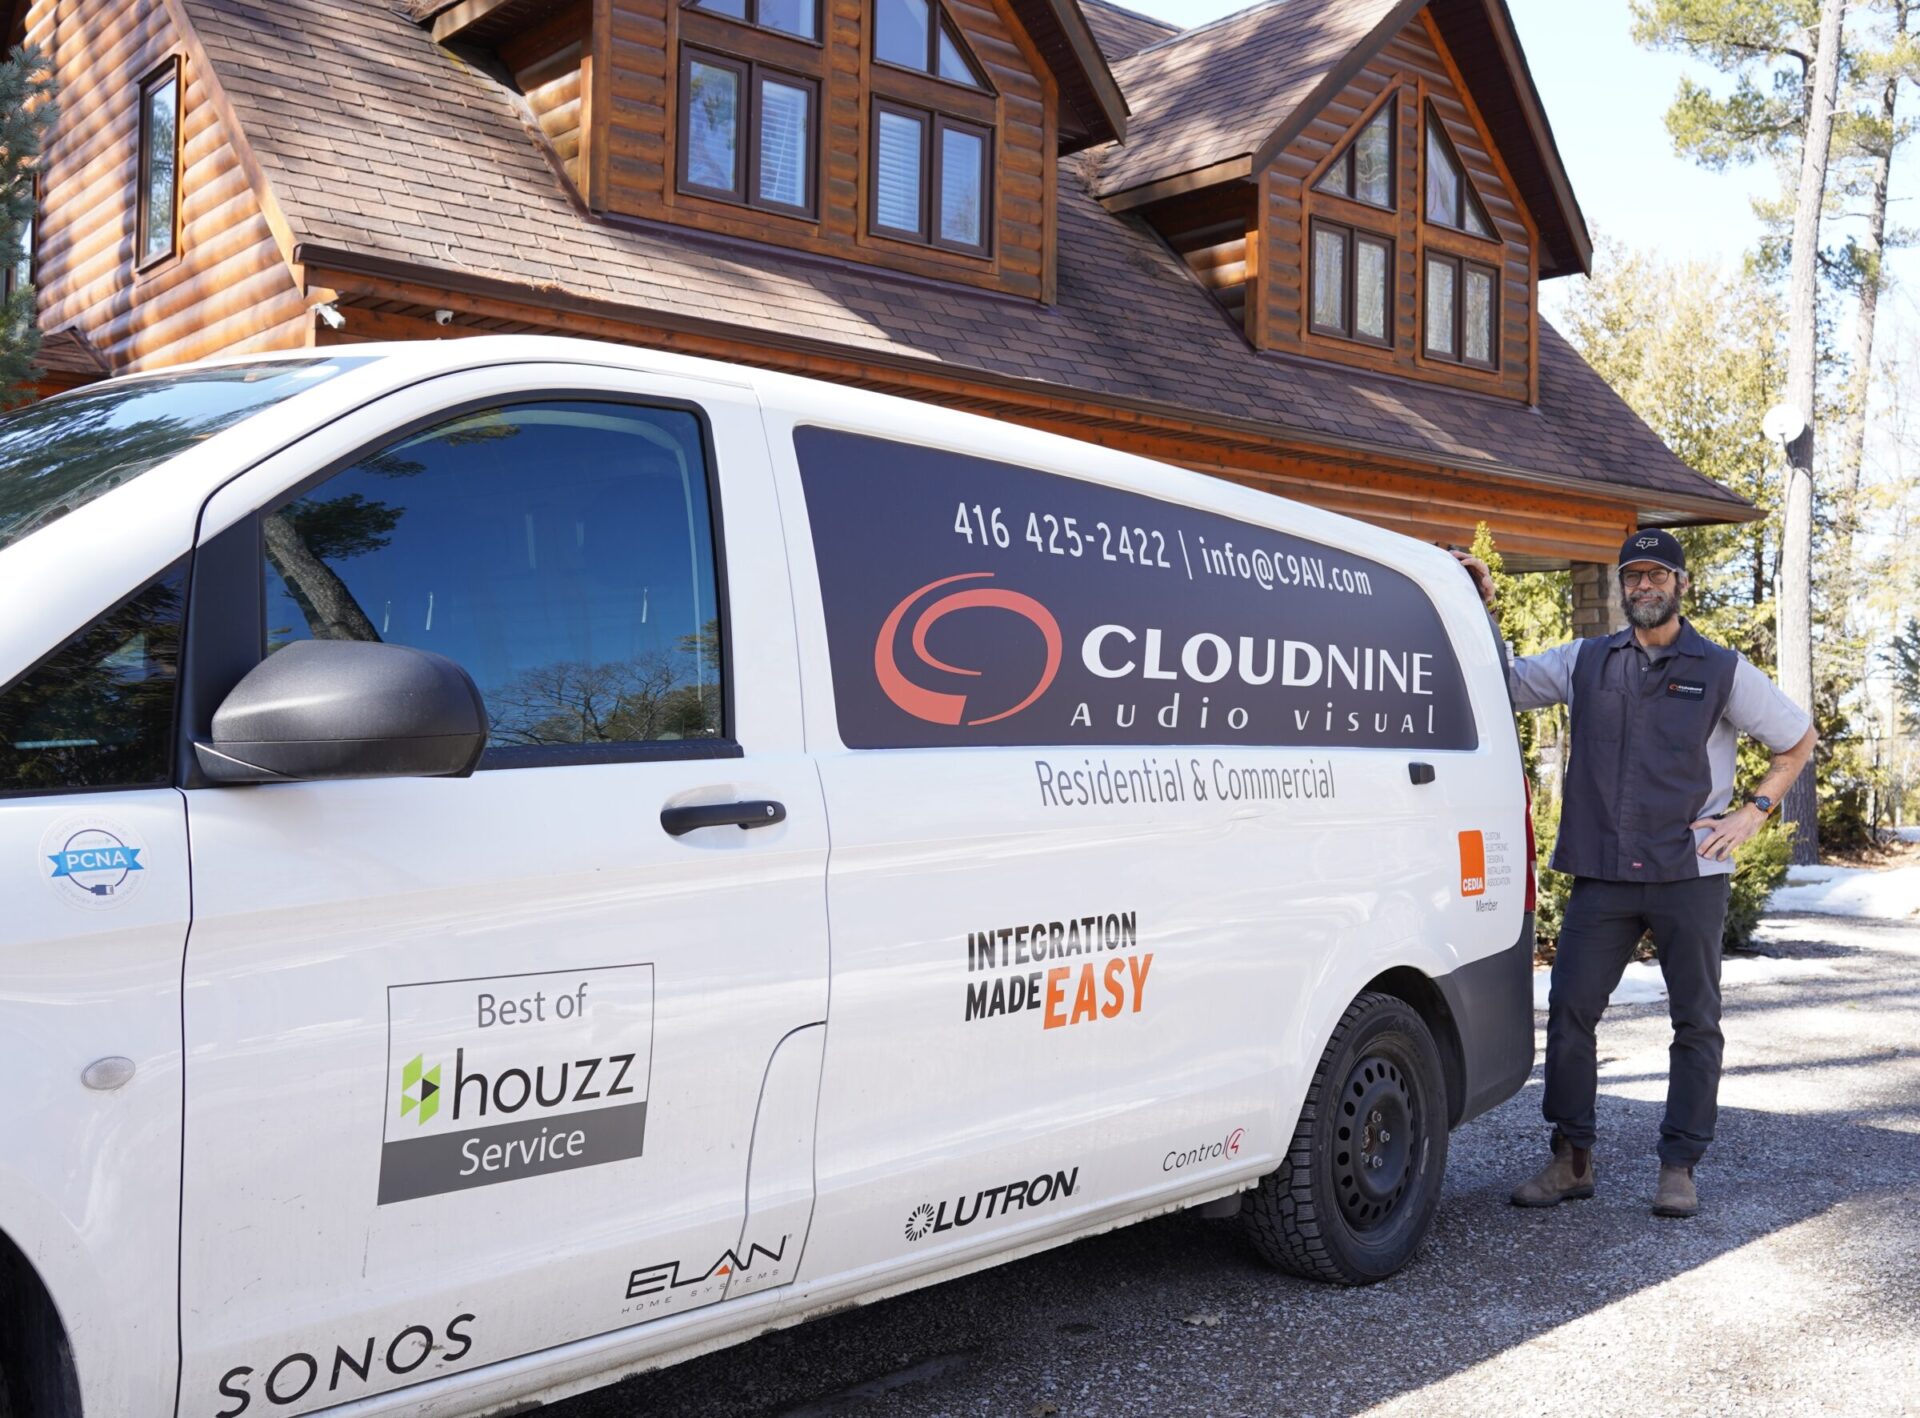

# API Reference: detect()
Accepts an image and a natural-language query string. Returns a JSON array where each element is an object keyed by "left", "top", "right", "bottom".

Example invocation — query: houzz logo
[
  {"left": 400, "top": 1055, "right": 442, "bottom": 1125},
  {"left": 378, "top": 966, "right": 655, "bottom": 1206},
  {"left": 903, "top": 1166, "right": 1079, "bottom": 1242}
]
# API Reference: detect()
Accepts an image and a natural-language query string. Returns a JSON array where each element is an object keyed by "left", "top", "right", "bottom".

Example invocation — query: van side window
[
  {"left": 262, "top": 402, "right": 724, "bottom": 756},
  {"left": 0, "top": 566, "right": 186, "bottom": 795}
]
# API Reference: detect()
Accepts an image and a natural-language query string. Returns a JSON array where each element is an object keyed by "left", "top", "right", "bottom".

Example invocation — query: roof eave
[
  {"left": 291, "top": 240, "right": 1752, "bottom": 525},
  {"left": 1018, "top": 0, "right": 1130, "bottom": 149}
]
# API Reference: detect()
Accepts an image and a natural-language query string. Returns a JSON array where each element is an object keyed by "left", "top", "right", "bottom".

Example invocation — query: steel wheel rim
[{"left": 1333, "top": 1052, "right": 1415, "bottom": 1232}]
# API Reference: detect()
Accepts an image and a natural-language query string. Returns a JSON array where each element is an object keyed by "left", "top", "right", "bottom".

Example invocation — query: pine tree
[{"left": 0, "top": 44, "right": 58, "bottom": 404}]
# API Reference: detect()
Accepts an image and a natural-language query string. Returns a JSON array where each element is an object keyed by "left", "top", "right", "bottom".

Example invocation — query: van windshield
[{"left": 0, "top": 358, "right": 367, "bottom": 551}]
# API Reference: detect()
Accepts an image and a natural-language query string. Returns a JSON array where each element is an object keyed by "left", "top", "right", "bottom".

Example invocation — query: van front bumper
[{"left": 1437, "top": 915, "right": 1536, "bottom": 1128}]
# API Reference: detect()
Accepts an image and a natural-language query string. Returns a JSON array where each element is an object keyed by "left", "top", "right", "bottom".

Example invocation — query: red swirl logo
[{"left": 874, "top": 572, "right": 1063, "bottom": 726}]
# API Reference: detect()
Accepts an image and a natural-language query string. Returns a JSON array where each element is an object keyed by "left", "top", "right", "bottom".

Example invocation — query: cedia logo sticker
[
  {"left": 40, "top": 817, "right": 148, "bottom": 911},
  {"left": 874, "top": 572, "right": 1062, "bottom": 726},
  {"left": 1458, "top": 830, "right": 1487, "bottom": 897}
]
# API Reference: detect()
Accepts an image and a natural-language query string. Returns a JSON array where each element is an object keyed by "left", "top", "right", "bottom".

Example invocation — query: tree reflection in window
[
  {"left": 0, "top": 567, "right": 185, "bottom": 794},
  {"left": 262, "top": 402, "right": 724, "bottom": 752}
]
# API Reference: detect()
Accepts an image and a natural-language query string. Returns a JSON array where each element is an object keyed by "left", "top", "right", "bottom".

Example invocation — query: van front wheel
[{"left": 1243, "top": 991, "right": 1449, "bottom": 1284}]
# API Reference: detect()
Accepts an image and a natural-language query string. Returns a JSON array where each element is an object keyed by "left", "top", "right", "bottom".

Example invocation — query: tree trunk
[
  {"left": 1779, "top": 0, "right": 1847, "bottom": 866},
  {"left": 1833, "top": 33, "right": 1902, "bottom": 588}
]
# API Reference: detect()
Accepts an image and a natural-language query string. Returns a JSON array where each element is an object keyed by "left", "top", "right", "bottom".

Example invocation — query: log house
[{"left": 7, "top": 0, "right": 1757, "bottom": 623}]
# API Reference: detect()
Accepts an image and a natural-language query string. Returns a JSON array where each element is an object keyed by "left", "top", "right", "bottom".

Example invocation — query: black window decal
[{"left": 794, "top": 427, "right": 1476, "bottom": 751}]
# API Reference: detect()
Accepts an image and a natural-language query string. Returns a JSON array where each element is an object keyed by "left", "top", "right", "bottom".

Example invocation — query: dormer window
[
  {"left": 1423, "top": 105, "right": 1493, "bottom": 238},
  {"left": 679, "top": 49, "right": 819, "bottom": 218},
  {"left": 1314, "top": 101, "right": 1392, "bottom": 210},
  {"left": 875, "top": 0, "right": 987, "bottom": 88},
  {"left": 691, "top": 0, "right": 819, "bottom": 42}
]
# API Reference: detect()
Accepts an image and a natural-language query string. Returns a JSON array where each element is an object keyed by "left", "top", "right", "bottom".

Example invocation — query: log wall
[{"left": 25, "top": 0, "right": 309, "bottom": 374}]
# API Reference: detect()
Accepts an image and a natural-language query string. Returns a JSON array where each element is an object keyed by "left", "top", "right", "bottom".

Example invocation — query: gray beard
[{"left": 1623, "top": 589, "right": 1679, "bottom": 629}]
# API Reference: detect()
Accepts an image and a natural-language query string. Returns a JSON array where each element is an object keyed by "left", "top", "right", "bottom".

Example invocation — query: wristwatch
[{"left": 1750, "top": 794, "right": 1775, "bottom": 816}]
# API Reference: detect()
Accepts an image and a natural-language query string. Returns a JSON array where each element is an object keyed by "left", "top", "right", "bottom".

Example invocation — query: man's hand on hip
[{"left": 1692, "top": 805, "right": 1768, "bottom": 862}]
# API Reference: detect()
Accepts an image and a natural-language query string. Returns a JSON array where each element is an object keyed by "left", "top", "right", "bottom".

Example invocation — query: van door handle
[
  {"left": 660, "top": 800, "right": 787, "bottom": 836},
  {"left": 1408, "top": 762, "right": 1436, "bottom": 785}
]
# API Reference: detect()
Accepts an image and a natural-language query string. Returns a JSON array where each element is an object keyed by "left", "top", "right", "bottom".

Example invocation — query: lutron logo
[
  {"left": 399, "top": 1054, "right": 441, "bottom": 1125},
  {"left": 904, "top": 1204, "right": 937, "bottom": 1241},
  {"left": 903, "top": 1166, "right": 1079, "bottom": 1242},
  {"left": 874, "top": 572, "right": 1062, "bottom": 726}
]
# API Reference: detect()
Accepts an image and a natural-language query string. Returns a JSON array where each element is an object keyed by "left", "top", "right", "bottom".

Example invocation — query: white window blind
[
  {"left": 758, "top": 80, "right": 810, "bottom": 209},
  {"left": 876, "top": 110, "right": 924, "bottom": 233}
]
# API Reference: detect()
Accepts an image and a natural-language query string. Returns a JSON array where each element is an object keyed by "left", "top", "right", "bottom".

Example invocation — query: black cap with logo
[{"left": 1619, "top": 528, "right": 1686, "bottom": 575}]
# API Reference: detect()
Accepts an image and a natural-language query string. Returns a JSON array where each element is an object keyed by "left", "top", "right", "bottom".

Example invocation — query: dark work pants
[{"left": 1543, "top": 875, "right": 1732, "bottom": 1166}]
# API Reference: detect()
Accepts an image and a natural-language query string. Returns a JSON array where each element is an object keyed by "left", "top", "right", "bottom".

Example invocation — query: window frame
[
  {"left": 136, "top": 56, "right": 184, "bottom": 273},
  {"left": 868, "top": 98, "right": 993, "bottom": 257},
  {"left": 1422, "top": 250, "right": 1499, "bottom": 371},
  {"left": 1313, "top": 100, "right": 1395, "bottom": 213},
  {"left": 3, "top": 172, "right": 35, "bottom": 301},
  {"left": 1422, "top": 102, "right": 1496, "bottom": 242},
  {"left": 676, "top": 47, "right": 820, "bottom": 221},
  {"left": 177, "top": 392, "right": 744, "bottom": 785},
  {"left": 1307, "top": 218, "right": 1393, "bottom": 349},
  {"left": 684, "top": 0, "right": 825, "bottom": 45},
  {"left": 872, "top": 0, "right": 992, "bottom": 93}
]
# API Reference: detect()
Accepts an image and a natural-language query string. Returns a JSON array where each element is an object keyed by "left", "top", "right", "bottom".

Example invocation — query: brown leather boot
[
  {"left": 1510, "top": 1133, "right": 1595, "bottom": 1207},
  {"left": 1652, "top": 1164, "right": 1698, "bottom": 1218}
]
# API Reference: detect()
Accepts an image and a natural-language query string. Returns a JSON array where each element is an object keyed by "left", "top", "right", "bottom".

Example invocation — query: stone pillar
[{"left": 1570, "top": 561, "right": 1624, "bottom": 639}]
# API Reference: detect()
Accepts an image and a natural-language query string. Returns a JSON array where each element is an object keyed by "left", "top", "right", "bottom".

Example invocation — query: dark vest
[{"left": 1552, "top": 620, "right": 1738, "bottom": 883}]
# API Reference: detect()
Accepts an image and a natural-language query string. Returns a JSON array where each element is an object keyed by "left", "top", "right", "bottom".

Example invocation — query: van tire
[{"left": 1243, "top": 991, "right": 1449, "bottom": 1285}]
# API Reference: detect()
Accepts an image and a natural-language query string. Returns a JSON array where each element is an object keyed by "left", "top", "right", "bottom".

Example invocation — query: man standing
[{"left": 1454, "top": 531, "right": 1815, "bottom": 1218}]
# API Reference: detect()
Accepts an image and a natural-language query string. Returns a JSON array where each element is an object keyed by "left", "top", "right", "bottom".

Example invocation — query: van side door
[{"left": 174, "top": 366, "right": 828, "bottom": 1417}]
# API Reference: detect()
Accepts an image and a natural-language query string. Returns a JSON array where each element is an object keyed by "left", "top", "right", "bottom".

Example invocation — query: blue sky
[{"left": 1125, "top": 0, "right": 1920, "bottom": 329}]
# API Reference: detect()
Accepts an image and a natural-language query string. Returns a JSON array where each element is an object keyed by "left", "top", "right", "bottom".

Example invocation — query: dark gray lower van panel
[{"left": 1437, "top": 917, "right": 1536, "bottom": 1128}]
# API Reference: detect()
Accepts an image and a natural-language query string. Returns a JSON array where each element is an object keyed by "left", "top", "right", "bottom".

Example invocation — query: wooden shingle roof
[
  {"left": 176, "top": 0, "right": 1746, "bottom": 523},
  {"left": 1079, "top": 0, "right": 1180, "bottom": 64}
]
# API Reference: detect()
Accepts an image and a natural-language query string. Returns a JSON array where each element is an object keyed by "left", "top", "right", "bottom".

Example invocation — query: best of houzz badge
[{"left": 377, "top": 964, "right": 655, "bottom": 1205}]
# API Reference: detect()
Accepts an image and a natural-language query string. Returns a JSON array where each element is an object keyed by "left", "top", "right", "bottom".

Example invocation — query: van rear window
[
  {"left": 793, "top": 427, "right": 1475, "bottom": 751},
  {"left": 0, "top": 358, "right": 364, "bottom": 551}
]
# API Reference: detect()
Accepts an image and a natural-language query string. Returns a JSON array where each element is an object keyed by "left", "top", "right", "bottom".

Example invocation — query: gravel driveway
[{"left": 542, "top": 911, "right": 1920, "bottom": 1418}]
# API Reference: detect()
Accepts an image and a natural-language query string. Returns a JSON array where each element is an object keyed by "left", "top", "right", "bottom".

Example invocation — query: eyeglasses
[{"left": 1620, "top": 567, "right": 1675, "bottom": 588}]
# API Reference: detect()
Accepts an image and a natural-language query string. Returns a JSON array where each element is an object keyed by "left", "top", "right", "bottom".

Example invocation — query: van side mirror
[{"left": 194, "top": 640, "right": 488, "bottom": 785}]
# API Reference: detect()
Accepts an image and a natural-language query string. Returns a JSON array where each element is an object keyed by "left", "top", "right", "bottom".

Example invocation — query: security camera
[
  {"left": 434, "top": 309, "right": 454, "bottom": 327},
  {"left": 314, "top": 302, "right": 346, "bottom": 331}
]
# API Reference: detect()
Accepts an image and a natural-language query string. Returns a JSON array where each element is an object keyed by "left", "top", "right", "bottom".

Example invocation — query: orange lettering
[
  {"left": 1070, "top": 964, "right": 1099, "bottom": 1025},
  {"left": 1126, "top": 953, "right": 1154, "bottom": 1012},
  {"left": 1042, "top": 967, "right": 1070, "bottom": 1029},
  {"left": 1101, "top": 958, "right": 1126, "bottom": 1018}
]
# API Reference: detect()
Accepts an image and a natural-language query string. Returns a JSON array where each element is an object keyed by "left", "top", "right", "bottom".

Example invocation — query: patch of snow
[
  {"left": 1893, "top": 826, "right": 1920, "bottom": 843},
  {"left": 1769, "top": 864, "right": 1920, "bottom": 920},
  {"left": 1530, "top": 953, "right": 1839, "bottom": 1011}
]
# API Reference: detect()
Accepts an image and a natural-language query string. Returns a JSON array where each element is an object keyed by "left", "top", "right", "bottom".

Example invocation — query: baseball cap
[{"left": 1619, "top": 528, "right": 1686, "bottom": 575}]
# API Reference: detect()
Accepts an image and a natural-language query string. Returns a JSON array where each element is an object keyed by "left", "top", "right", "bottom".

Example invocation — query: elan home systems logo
[{"left": 377, "top": 965, "right": 654, "bottom": 1205}]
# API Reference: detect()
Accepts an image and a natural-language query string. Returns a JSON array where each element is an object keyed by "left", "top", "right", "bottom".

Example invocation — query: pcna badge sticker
[{"left": 40, "top": 816, "right": 149, "bottom": 911}]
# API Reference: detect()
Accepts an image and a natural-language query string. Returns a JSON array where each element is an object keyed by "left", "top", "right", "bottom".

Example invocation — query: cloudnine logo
[{"left": 874, "top": 572, "right": 1062, "bottom": 726}]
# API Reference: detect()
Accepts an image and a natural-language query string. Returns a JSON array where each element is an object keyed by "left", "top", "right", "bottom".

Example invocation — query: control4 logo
[
  {"left": 875, "top": 572, "right": 1062, "bottom": 726},
  {"left": 399, "top": 1054, "right": 442, "bottom": 1125}
]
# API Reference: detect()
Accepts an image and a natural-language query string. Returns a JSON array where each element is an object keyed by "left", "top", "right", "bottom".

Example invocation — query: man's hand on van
[{"left": 1447, "top": 548, "right": 1496, "bottom": 611}]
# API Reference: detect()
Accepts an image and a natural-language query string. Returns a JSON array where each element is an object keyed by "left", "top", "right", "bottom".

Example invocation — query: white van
[{"left": 0, "top": 337, "right": 1535, "bottom": 1418}]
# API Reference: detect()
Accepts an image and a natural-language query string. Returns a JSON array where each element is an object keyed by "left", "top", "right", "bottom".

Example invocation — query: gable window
[
  {"left": 1314, "top": 101, "right": 1394, "bottom": 210},
  {"left": 679, "top": 49, "right": 818, "bottom": 218},
  {"left": 871, "top": 100, "right": 989, "bottom": 254},
  {"left": 137, "top": 59, "right": 182, "bottom": 268},
  {"left": 1423, "top": 105, "right": 1493, "bottom": 239},
  {"left": 1309, "top": 220, "right": 1391, "bottom": 347},
  {"left": 1424, "top": 252, "right": 1497, "bottom": 369},
  {"left": 875, "top": 0, "right": 988, "bottom": 88},
  {"left": 689, "top": 0, "right": 819, "bottom": 42}
]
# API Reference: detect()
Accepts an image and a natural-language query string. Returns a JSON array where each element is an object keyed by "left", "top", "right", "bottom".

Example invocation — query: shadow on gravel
[{"left": 538, "top": 923, "right": 1920, "bottom": 1418}]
